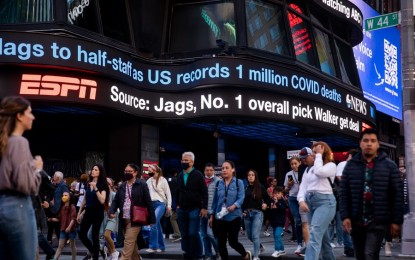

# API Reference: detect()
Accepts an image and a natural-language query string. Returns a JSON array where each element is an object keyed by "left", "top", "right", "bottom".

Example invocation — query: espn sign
[{"left": 19, "top": 74, "right": 97, "bottom": 100}]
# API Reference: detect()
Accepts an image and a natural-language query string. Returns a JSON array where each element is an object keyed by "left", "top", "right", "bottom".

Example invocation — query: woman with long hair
[
  {"left": 0, "top": 96, "right": 43, "bottom": 259},
  {"left": 77, "top": 164, "right": 109, "bottom": 260},
  {"left": 242, "top": 169, "right": 270, "bottom": 260},
  {"left": 209, "top": 160, "right": 252, "bottom": 260},
  {"left": 297, "top": 142, "right": 337, "bottom": 260},
  {"left": 103, "top": 177, "right": 119, "bottom": 259},
  {"left": 146, "top": 164, "right": 172, "bottom": 253},
  {"left": 109, "top": 163, "right": 155, "bottom": 260}
]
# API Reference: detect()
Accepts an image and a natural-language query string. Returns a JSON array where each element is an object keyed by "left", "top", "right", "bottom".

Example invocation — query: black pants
[
  {"left": 351, "top": 222, "right": 388, "bottom": 260},
  {"left": 46, "top": 220, "right": 60, "bottom": 242},
  {"left": 78, "top": 207, "right": 104, "bottom": 260},
  {"left": 215, "top": 217, "right": 247, "bottom": 260}
]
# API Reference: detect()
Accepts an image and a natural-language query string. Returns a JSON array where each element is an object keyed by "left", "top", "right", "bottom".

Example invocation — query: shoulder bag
[{"left": 127, "top": 184, "right": 149, "bottom": 225}]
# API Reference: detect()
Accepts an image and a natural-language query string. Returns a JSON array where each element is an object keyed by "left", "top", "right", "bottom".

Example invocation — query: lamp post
[{"left": 400, "top": 0, "right": 415, "bottom": 255}]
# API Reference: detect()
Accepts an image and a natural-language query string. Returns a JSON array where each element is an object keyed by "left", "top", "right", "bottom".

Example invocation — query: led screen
[
  {"left": 350, "top": 0, "right": 402, "bottom": 120},
  {"left": 170, "top": 2, "right": 236, "bottom": 53}
]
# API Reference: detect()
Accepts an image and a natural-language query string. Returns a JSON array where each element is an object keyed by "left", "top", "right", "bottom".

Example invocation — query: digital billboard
[{"left": 350, "top": 0, "right": 402, "bottom": 120}]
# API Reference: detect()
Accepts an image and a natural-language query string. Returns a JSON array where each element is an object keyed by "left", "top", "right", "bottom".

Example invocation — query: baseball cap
[{"left": 298, "top": 147, "right": 312, "bottom": 159}]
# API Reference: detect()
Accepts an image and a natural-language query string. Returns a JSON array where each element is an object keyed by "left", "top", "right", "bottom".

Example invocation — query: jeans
[
  {"left": 328, "top": 211, "right": 344, "bottom": 244},
  {"left": 351, "top": 222, "right": 388, "bottom": 260},
  {"left": 244, "top": 209, "right": 264, "bottom": 257},
  {"left": 273, "top": 226, "right": 284, "bottom": 251},
  {"left": 178, "top": 208, "right": 203, "bottom": 259},
  {"left": 0, "top": 194, "right": 38, "bottom": 260},
  {"left": 343, "top": 227, "right": 353, "bottom": 250},
  {"left": 305, "top": 192, "right": 336, "bottom": 260},
  {"left": 200, "top": 215, "right": 218, "bottom": 257},
  {"left": 289, "top": 196, "right": 303, "bottom": 245},
  {"left": 149, "top": 201, "right": 166, "bottom": 250}
]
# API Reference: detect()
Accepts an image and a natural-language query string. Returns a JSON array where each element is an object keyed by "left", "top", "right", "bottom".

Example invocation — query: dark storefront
[{"left": 0, "top": 0, "right": 376, "bottom": 183}]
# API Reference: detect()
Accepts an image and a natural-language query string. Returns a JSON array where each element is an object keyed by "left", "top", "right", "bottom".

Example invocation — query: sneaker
[
  {"left": 246, "top": 250, "right": 252, "bottom": 260},
  {"left": 110, "top": 251, "right": 120, "bottom": 260},
  {"left": 82, "top": 253, "right": 92, "bottom": 260},
  {"left": 156, "top": 249, "right": 164, "bottom": 253},
  {"left": 294, "top": 245, "right": 302, "bottom": 254},
  {"left": 253, "top": 257, "right": 260, "bottom": 260},
  {"left": 343, "top": 248, "right": 355, "bottom": 257},
  {"left": 172, "top": 237, "right": 182, "bottom": 242},
  {"left": 146, "top": 248, "right": 156, "bottom": 253},
  {"left": 335, "top": 242, "right": 344, "bottom": 248},
  {"left": 260, "top": 244, "right": 265, "bottom": 253},
  {"left": 385, "top": 242, "right": 392, "bottom": 257},
  {"left": 277, "top": 251, "right": 286, "bottom": 256},
  {"left": 330, "top": 242, "right": 336, "bottom": 248},
  {"left": 296, "top": 246, "right": 306, "bottom": 257},
  {"left": 271, "top": 251, "right": 279, "bottom": 257},
  {"left": 263, "top": 231, "right": 271, "bottom": 237}
]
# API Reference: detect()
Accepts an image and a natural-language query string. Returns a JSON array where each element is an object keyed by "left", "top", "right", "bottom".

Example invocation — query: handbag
[
  {"left": 132, "top": 205, "right": 149, "bottom": 225},
  {"left": 128, "top": 184, "right": 149, "bottom": 225}
]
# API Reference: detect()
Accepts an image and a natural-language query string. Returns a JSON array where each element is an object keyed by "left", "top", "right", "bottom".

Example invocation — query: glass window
[
  {"left": 288, "top": 7, "right": 314, "bottom": 65},
  {"left": 0, "top": 0, "right": 54, "bottom": 24},
  {"left": 245, "top": 0, "right": 289, "bottom": 56},
  {"left": 334, "top": 39, "right": 358, "bottom": 85},
  {"left": 170, "top": 2, "right": 236, "bottom": 53},
  {"left": 99, "top": 0, "right": 131, "bottom": 43},
  {"left": 314, "top": 28, "right": 336, "bottom": 76},
  {"left": 67, "top": 0, "right": 99, "bottom": 33}
]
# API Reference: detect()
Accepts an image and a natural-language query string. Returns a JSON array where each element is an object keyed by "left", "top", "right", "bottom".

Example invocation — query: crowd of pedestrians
[{"left": 0, "top": 95, "right": 407, "bottom": 260}]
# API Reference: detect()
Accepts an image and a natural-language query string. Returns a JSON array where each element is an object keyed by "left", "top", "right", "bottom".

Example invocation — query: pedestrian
[
  {"left": 103, "top": 177, "right": 119, "bottom": 259},
  {"left": 77, "top": 164, "right": 110, "bottom": 260},
  {"left": 109, "top": 163, "right": 156, "bottom": 260},
  {"left": 242, "top": 169, "right": 270, "bottom": 260},
  {"left": 201, "top": 163, "right": 220, "bottom": 260},
  {"left": 176, "top": 151, "right": 208, "bottom": 259},
  {"left": 335, "top": 148, "right": 358, "bottom": 257},
  {"left": 146, "top": 164, "right": 172, "bottom": 253},
  {"left": 297, "top": 142, "right": 337, "bottom": 260},
  {"left": 284, "top": 156, "right": 305, "bottom": 254},
  {"left": 54, "top": 191, "right": 77, "bottom": 260},
  {"left": 167, "top": 168, "right": 181, "bottom": 241},
  {"left": 263, "top": 177, "right": 277, "bottom": 237},
  {"left": 269, "top": 186, "right": 288, "bottom": 258},
  {"left": 75, "top": 173, "right": 89, "bottom": 213},
  {"left": 209, "top": 160, "right": 252, "bottom": 260},
  {"left": 339, "top": 128, "right": 404, "bottom": 260},
  {"left": 0, "top": 96, "right": 43, "bottom": 260}
]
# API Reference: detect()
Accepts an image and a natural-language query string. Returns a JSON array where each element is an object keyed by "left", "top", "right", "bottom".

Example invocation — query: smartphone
[{"left": 288, "top": 175, "right": 293, "bottom": 181}]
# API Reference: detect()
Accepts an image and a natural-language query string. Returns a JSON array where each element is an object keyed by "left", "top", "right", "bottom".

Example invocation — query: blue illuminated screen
[{"left": 350, "top": 0, "right": 402, "bottom": 120}]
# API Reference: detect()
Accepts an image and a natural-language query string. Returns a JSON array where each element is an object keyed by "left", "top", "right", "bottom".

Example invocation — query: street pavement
[{"left": 42, "top": 229, "right": 407, "bottom": 259}]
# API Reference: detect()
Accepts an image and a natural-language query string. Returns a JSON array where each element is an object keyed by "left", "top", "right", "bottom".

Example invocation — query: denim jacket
[{"left": 211, "top": 177, "right": 245, "bottom": 221}]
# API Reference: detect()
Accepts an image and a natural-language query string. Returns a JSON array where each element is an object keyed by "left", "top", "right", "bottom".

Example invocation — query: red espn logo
[{"left": 20, "top": 74, "right": 97, "bottom": 100}]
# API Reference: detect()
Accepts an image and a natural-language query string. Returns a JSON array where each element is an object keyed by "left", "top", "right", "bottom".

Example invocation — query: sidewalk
[{"left": 43, "top": 230, "right": 406, "bottom": 259}]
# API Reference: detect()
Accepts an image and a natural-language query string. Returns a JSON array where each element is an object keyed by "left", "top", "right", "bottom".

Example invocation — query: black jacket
[
  {"left": 109, "top": 178, "right": 156, "bottom": 226},
  {"left": 339, "top": 151, "right": 403, "bottom": 225},
  {"left": 176, "top": 168, "right": 208, "bottom": 210}
]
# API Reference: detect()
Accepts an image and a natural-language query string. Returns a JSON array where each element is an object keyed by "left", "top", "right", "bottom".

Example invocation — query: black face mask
[
  {"left": 124, "top": 173, "right": 134, "bottom": 181},
  {"left": 181, "top": 162, "right": 190, "bottom": 170},
  {"left": 148, "top": 172, "right": 155, "bottom": 177}
]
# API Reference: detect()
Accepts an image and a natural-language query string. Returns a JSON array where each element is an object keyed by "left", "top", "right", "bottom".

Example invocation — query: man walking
[
  {"left": 339, "top": 128, "right": 403, "bottom": 260},
  {"left": 200, "top": 163, "right": 220, "bottom": 260},
  {"left": 177, "top": 151, "right": 208, "bottom": 259}
]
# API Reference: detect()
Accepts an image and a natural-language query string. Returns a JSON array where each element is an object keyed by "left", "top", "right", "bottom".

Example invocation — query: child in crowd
[
  {"left": 54, "top": 191, "right": 77, "bottom": 260},
  {"left": 269, "top": 186, "right": 288, "bottom": 258}
]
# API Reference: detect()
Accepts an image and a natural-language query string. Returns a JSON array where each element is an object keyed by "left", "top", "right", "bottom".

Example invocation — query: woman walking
[
  {"left": 242, "top": 169, "right": 270, "bottom": 260},
  {"left": 0, "top": 96, "right": 43, "bottom": 259},
  {"left": 146, "top": 164, "right": 172, "bottom": 253},
  {"left": 77, "top": 164, "right": 109, "bottom": 260},
  {"left": 109, "top": 163, "right": 155, "bottom": 260},
  {"left": 297, "top": 142, "right": 337, "bottom": 260},
  {"left": 209, "top": 160, "right": 252, "bottom": 260}
]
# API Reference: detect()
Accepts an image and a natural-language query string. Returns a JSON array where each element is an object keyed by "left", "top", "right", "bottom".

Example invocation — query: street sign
[{"left": 365, "top": 11, "right": 400, "bottom": 31}]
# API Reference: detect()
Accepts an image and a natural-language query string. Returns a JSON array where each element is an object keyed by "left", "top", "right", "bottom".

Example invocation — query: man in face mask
[{"left": 176, "top": 151, "right": 208, "bottom": 260}]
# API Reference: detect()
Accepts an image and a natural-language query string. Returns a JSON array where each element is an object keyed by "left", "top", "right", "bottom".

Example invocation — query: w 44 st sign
[{"left": 365, "top": 12, "right": 400, "bottom": 31}]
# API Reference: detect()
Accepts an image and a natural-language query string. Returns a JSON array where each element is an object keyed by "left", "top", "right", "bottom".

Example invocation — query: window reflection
[
  {"left": 314, "top": 28, "right": 336, "bottom": 76},
  {"left": 245, "top": 0, "right": 289, "bottom": 56},
  {"left": 0, "top": 0, "right": 54, "bottom": 24}
]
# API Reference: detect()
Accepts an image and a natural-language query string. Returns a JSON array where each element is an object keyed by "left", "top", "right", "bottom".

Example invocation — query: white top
[
  {"left": 76, "top": 182, "right": 86, "bottom": 207},
  {"left": 297, "top": 154, "right": 336, "bottom": 203},
  {"left": 336, "top": 161, "right": 347, "bottom": 177},
  {"left": 147, "top": 176, "right": 172, "bottom": 208},
  {"left": 284, "top": 170, "right": 300, "bottom": 197}
]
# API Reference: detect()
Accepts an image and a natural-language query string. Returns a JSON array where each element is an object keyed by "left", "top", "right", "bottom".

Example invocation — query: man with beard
[{"left": 339, "top": 128, "right": 403, "bottom": 260}]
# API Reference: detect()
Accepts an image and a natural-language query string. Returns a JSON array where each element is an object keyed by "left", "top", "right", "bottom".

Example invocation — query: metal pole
[{"left": 400, "top": 0, "right": 415, "bottom": 256}]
